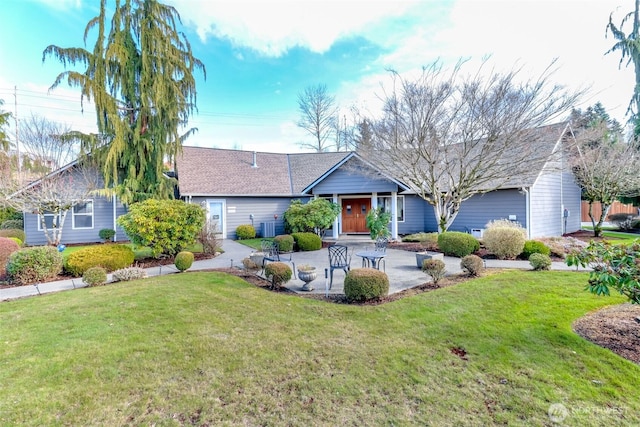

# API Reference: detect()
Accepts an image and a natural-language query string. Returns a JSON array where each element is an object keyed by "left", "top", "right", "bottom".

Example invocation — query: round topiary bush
[
  {"left": 175, "top": 251, "right": 194, "bottom": 272},
  {"left": 521, "top": 240, "right": 551, "bottom": 259},
  {"left": 264, "top": 262, "right": 292, "bottom": 288},
  {"left": 274, "top": 234, "right": 294, "bottom": 252},
  {"left": 99, "top": 228, "right": 116, "bottom": 242},
  {"left": 236, "top": 224, "right": 256, "bottom": 240},
  {"left": 0, "top": 229, "right": 26, "bottom": 243},
  {"left": 460, "top": 254, "right": 484, "bottom": 277},
  {"left": 344, "top": 268, "right": 389, "bottom": 302},
  {"left": 422, "top": 258, "right": 446, "bottom": 284},
  {"left": 291, "top": 232, "right": 322, "bottom": 251},
  {"left": 64, "top": 244, "right": 135, "bottom": 277},
  {"left": 437, "top": 232, "right": 479, "bottom": 257},
  {"left": 0, "top": 237, "right": 20, "bottom": 275},
  {"left": 529, "top": 253, "right": 552, "bottom": 271},
  {"left": 83, "top": 266, "right": 108, "bottom": 287},
  {"left": 483, "top": 227, "right": 526, "bottom": 260},
  {"left": 6, "top": 246, "right": 64, "bottom": 285}
]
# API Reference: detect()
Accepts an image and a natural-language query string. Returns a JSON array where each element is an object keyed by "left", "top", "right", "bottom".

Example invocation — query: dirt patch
[{"left": 573, "top": 304, "right": 640, "bottom": 365}]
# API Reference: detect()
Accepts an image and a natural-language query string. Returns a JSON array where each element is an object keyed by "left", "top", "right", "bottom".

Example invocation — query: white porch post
[
  {"left": 371, "top": 192, "right": 378, "bottom": 209},
  {"left": 332, "top": 194, "right": 339, "bottom": 239},
  {"left": 391, "top": 192, "right": 398, "bottom": 240}
]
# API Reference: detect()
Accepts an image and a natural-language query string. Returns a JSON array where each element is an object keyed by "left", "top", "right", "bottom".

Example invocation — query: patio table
[{"left": 355, "top": 250, "right": 386, "bottom": 270}]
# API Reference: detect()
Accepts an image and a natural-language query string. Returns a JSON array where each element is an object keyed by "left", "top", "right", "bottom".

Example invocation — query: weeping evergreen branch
[{"left": 43, "top": 0, "right": 205, "bottom": 204}]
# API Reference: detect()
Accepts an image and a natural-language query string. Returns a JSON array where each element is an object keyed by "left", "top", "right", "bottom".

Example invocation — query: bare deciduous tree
[
  {"left": 19, "top": 114, "right": 78, "bottom": 175},
  {"left": 2, "top": 162, "right": 100, "bottom": 245},
  {"left": 569, "top": 121, "right": 640, "bottom": 237},
  {"left": 297, "top": 84, "right": 338, "bottom": 152},
  {"left": 357, "top": 60, "right": 581, "bottom": 232}
]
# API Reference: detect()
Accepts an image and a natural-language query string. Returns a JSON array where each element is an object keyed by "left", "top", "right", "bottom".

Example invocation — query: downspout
[
  {"left": 521, "top": 187, "right": 531, "bottom": 239},
  {"left": 112, "top": 194, "right": 117, "bottom": 242}
]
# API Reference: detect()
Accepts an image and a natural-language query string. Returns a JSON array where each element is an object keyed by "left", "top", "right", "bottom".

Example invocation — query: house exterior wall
[
  {"left": 25, "top": 195, "right": 126, "bottom": 246},
  {"left": 449, "top": 189, "right": 527, "bottom": 233},
  {"left": 312, "top": 168, "right": 398, "bottom": 195},
  {"left": 529, "top": 170, "right": 582, "bottom": 238},
  {"left": 188, "top": 196, "right": 305, "bottom": 239}
]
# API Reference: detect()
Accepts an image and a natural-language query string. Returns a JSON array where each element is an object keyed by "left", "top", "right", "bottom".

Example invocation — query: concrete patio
[{"left": 0, "top": 237, "right": 586, "bottom": 302}]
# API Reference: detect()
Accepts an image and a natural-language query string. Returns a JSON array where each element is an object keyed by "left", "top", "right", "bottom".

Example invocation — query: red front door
[{"left": 342, "top": 198, "right": 371, "bottom": 233}]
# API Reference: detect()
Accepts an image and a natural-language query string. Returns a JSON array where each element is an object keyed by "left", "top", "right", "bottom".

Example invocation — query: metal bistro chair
[
  {"left": 328, "top": 244, "right": 352, "bottom": 289},
  {"left": 261, "top": 239, "right": 296, "bottom": 279},
  {"left": 376, "top": 236, "right": 389, "bottom": 271}
]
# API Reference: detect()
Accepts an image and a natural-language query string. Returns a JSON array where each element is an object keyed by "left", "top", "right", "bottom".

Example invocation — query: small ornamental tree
[
  {"left": 566, "top": 240, "right": 640, "bottom": 304},
  {"left": 283, "top": 198, "right": 340, "bottom": 237},
  {"left": 365, "top": 207, "right": 391, "bottom": 239},
  {"left": 117, "top": 199, "right": 205, "bottom": 257}
]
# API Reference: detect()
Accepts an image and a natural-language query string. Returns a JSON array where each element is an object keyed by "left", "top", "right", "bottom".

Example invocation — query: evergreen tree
[
  {"left": 43, "top": 0, "right": 205, "bottom": 204},
  {"left": 607, "top": 0, "right": 640, "bottom": 139},
  {"left": 0, "top": 99, "right": 11, "bottom": 152}
]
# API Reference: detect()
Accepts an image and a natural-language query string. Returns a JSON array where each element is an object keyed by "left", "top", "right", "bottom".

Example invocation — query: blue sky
[{"left": 0, "top": 0, "right": 634, "bottom": 153}]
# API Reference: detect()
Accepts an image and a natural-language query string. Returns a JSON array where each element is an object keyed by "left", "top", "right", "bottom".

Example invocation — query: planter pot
[
  {"left": 250, "top": 252, "right": 265, "bottom": 267},
  {"left": 298, "top": 268, "right": 317, "bottom": 291},
  {"left": 416, "top": 251, "right": 444, "bottom": 268}
]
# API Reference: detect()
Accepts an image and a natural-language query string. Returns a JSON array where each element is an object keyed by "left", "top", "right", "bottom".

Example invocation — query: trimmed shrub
[
  {"left": 0, "top": 208, "right": 22, "bottom": 227},
  {"left": 1, "top": 219, "right": 23, "bottom": 230},
  {"left": 8, "top": 237, "right": 22, "bottom": 247},
  {"left": 117, "top": 199, "right": 205, "bottom": 257},
  {"left": 607, "top": 213, "right": 637, "bottom": 230},
  {"left": 529, "top": 253, "right": 552, "bottom": 271},
  {"left": 283, "top": 198, "right": 340, "bottom": 236},
  {"left": 83, "top": 267, "right": 108, "bottom": 286},
  {"left": 292, "top": 232, "right": 322, "bottom": 251},
  {"left": 264, "top": 262, "right": 292, "bottom": 288},
  {"left": 236, "top": 224, "right": 256, "bottom": 240},
  {"left": 460, "top": 254, "right": 484, "bottom": 277},
  {"left": 0, "top": 229, "right": 26, "bottom": 243},
  {"left": 64, "top": 244, "right": 135, "bottom": 277},
  {"left": 274, "top": 234, "right": 294, "bottom": 253},
  {"left": 0, "top": 237, "right": 20, "bottom": 274},
  {"left": 344, "top": 268, "right": 389, "bottom": 302},
  {"left": 242, "top": 257, "right": 260, "bottom": 273},
  {"left": 422, "top": 259, "right": 446, "bottom": 284},
  {"left": 175, "top": 251, "right": 194, "bottom": 272},
  {"left": 6, "top": 246, "right": 63, "bottom": 285},
  {"left": 112, "top": 267, "right": 147, "bottom": 282},
  {"left": 521, "top": 240, "right": 551, "bottom": 259},
  {"left": 483, "top": 227, "right": 526, "bottom": 260},
  {"left": 437, "top": 232, "right": 479, "bottom": 257},
  {"left": 99, "top": 228, "right": 116, "bottom": 242}
]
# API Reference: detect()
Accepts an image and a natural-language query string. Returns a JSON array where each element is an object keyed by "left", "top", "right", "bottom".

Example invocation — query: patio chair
[
  {"left": 328, "top": 244, "right": 352, "bottom": 289},
  {"left": 261, "top": 239, "right": 296, "bottom": 279},
  {"left": 362, "top": 237, "right": 389, "bottom": 269}
]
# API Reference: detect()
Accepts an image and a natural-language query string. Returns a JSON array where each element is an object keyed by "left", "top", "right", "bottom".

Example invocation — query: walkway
[{"left": 0, "top": 239, "right": 588, "bottom": 302}]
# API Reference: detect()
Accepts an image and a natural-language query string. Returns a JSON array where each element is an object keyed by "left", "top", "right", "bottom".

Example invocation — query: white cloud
[{"left": 169, "top": 0, "right": 420, "bottom": 56}]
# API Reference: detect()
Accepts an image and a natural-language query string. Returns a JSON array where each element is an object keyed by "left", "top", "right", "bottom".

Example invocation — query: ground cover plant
[{"left": 1, "top": 270, "right": 639, "bottom": 426}]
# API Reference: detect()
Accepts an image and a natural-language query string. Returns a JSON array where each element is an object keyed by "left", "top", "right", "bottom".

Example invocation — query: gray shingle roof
[{"left": 175, "top": 147, "right": 351, "bottom": 196}]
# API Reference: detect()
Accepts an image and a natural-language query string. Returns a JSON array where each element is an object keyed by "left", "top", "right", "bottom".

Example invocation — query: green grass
[
  {"left": 237, "top": 237, "right": 273, "bottom": 250},
  {"left": 1, "top": 271, "right": 639, "bottom": 426}
]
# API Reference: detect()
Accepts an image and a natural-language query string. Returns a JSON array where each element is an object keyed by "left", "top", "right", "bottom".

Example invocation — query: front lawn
[{"left": 1, "top": 270, "right": 638, "bottom": 425}]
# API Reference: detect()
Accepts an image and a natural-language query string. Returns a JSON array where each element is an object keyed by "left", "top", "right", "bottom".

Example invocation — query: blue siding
[
  {"left": 398, "top": 196, "right": 433, "bottom": 234},
  {"left": 189, "top": 196, "right": 304, "bottom": 239},
  {"left": 449, "top": 190, "right": 527, "bottom": 233},
  {"left": 25, "top": 195, "right": 127, "bottom": 246},
  {"left": 313, "top": 168, "right": 399, "bottom": 195}
]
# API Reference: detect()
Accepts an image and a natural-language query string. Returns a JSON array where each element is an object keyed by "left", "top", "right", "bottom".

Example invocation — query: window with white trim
[
  {"left": 72, "top": 200, "right": 94, "bottom": 229},
  {"left": 37, "top": 212, "right": 62, "bottom": 231},
  {"left": 377, "top": 195, "right": 404, "bottom": 222}
]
